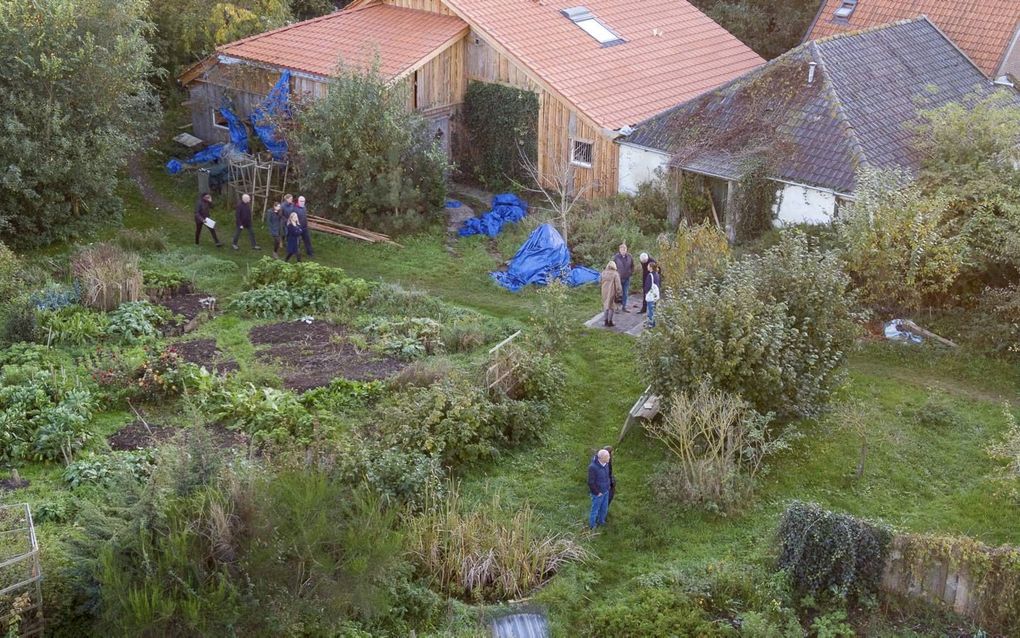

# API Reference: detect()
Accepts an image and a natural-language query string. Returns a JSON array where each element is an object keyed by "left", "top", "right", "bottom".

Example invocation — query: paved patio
[{"left": 584, "top": 297, "right": 647, "bottom": 336}]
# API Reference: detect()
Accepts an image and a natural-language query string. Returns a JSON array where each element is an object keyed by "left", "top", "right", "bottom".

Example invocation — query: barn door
[{"left": 428, "top": 115, "right": 451, "bottom": 162}]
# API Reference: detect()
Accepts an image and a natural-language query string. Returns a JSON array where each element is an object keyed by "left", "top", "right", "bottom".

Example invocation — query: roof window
[
  {"left": 561, "top": 7, "right": 624, "bottom": 46},
  {"left": 833, "top": 0, "right": 858, "bottom": 19}
]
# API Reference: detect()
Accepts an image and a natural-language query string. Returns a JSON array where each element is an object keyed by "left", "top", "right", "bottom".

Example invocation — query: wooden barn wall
[
  {"left": 415, "top": 37, "right": 466, "bottom": 113},
  {"left": 187, "top": 64, "right": 280, "bottom": 143},
  {"left": 380, "top": 0, "right": 454, "bottom": 15},
  {"left": 465, "top": 29, "right": 537, "bottom": 91}
]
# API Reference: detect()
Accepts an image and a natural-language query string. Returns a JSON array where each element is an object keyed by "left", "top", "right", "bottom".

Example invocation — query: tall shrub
[
  {"left": 0, "top": 0, "right": 160, "bottom": 247},
  {"left": 655, "top": 221, "right": 730, "bottom": 294},
  {"left": 462, "top": 82, "right": 539, "bottom": 189},
  {"left": 836, "top": 169, "right": 965, "bottom": 311},
  {"left": 288, "top": 66, "right": 448, "bottom": 225},
  {"left": 639, "top": 231, "right": 857, "bottom": 420}
]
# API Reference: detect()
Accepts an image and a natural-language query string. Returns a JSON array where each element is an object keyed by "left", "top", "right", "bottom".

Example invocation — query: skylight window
[
  {"left": 834, "top": 0, "right": 858, "bottom": 19},
  {"left": 561, "top": 6, "right": 624, "bottom": 46}
]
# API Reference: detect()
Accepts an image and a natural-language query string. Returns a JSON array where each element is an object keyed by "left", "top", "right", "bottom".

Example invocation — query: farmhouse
[
  {"left": 803, "top": 0, "right": 1020, "bottom": 83},
  {"left": 178, "top": 0, "right": 764, "bottom": 198},
  {"left": 617, "top": 18, "right": 1020, "bottom": 226}
]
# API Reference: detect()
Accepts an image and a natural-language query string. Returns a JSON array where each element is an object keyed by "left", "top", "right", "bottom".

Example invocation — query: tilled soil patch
[
  {"left": 159, "top": 292, "right": 217, "bottom": 336},
  {"left": 250, "top": 320, "right": 405, "bottom": 391},
  {"left": 108, "top": 421, "right": 249, "bottom": 451},
  {"left": 0, "top": 477, "right": 29, "bottom": 492},
  {"left": 172, "top": 338, "right": 239, "bottom": 375}
]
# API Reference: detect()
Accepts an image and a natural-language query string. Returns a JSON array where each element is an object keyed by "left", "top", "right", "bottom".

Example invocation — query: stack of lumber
[{"left": 306, "top": 215, "right": 402, "bottom": 247}]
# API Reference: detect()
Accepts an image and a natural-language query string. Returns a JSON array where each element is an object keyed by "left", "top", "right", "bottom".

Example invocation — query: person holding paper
[{"left": 194, "top": 193, "right": 223, "bottom": 247}]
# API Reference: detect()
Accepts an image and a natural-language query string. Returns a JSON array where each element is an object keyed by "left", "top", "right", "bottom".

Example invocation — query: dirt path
[{"left": 127, "top": 156, "right": 187, "bottom": 215}]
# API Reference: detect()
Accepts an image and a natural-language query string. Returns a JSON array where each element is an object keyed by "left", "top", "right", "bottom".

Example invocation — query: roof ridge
[
  {"left": 217, "top": 2, "right": 440, "bottom": 54},
  {"left": 809, "top": 15, "right": 928, "bottom": 46},
  {"left": 914, "top": 14, "right": 991, "bottom": 79},
  {"left": 809, "top": 40, "right": 869, "bottom": 171}
]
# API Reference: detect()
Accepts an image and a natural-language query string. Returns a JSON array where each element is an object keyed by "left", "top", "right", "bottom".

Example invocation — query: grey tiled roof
[{"left": 622, "top": 18, "right": 1019, "bottom": 194}]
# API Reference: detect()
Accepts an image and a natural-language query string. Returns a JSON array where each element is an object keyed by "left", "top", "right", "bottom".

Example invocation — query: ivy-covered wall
[{"left": 460, "top": 81, "right": 539, "bottom": 190}]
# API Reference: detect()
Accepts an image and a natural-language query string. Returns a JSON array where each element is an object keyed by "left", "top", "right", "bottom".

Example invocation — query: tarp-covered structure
[
  {"left": 250, "top": 70, "right": 290, "bottom": 160},
  {"left": 491, "top": 224, "right": 599, "bottom": 292}
]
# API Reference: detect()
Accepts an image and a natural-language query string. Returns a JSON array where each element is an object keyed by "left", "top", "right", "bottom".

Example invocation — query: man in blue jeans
[{"left": 587, "top": 449, "right": 612, "bottom": 529}]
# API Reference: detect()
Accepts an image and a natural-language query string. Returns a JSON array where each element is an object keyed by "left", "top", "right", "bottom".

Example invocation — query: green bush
[
  {"left": 230, "top": 258, "right": 376, "bottom": 317},
  {"left": 567, "top": 196, "right": 647, "bottom": 268},
  {"left": 141, "top": 267, "right": 191, "bottom": 300},
  {"left": 911, "top": 389, "right": 961, "bottom": 429},
  {"left": 0, "top": 240, "right": 21, "bottom": 301},
  {"left": 38, "top": 306, "right": 109, "bottom": 346},
  {"left": 639, "top": 231, "right": 858, "bottom": 421},
  {"left": 631, "top": 181, "right": 671, "bottom": 234},
  {"left": 1, "top": 300, "right": 39, "bottom": 345},
  {"left": 0, "top": 367, "right": 95, "bottom": 464},
  {"left": 585, "top": 587, "right": 734, "bottom": 637},
  {"left": 105, "top": 300, "right": 174, "bottom": 344},
  {"left": 302, "top": 378, "right": 385, "bottom": 413},
  {"left": 209, "top": 382, "right": 312, "bottom": 446},
  {"left": 777, "top": 502, "right": 892, "bottom": 602},
  {"left": 363, "top": 316, "right": 444, "bottom": 359},
  {"left": 290, "top": 65, "right": 448, "bottom": 225},
  {"left": 63, "top": 450, "right": 155, "bottom": 488},
  {"left": 462, "top": 82, "right": 539, "bottom": 189}
]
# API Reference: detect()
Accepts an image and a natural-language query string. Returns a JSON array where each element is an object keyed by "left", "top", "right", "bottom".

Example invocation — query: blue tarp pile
[
  {"left": 221, "top": 105, "right": 249, "bottom": 153},
  {"left": 459, "top": 193, "right": 528, "bottom": 237},
  {"left": 166, "top": 143, "right": 227, "bottom": 174},
  {"left": 251, "top": 70, "right": 290, "bottom": 160},
  {"left": 491, "top": 223, "right": 600, "bottom": 292}
]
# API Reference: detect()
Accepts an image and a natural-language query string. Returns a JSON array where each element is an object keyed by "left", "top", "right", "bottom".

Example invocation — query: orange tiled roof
[
  {"left": 217, "top": 4, "right": 468, "bottom": 80},
  {"left": 804, "top": 0, "right": 1020, "bottom": 77},
  {"left": 442, "top": 0, "right": 765, "bottom": 129}
]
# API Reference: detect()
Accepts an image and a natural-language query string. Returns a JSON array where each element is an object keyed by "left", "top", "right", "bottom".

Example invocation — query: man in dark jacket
[
  {"left": 194, "top": 193, "right": 223, "bottom": 247},
  {"left": 587, "top": 449, "right": 612, "bottom": 529},
  {"left": 613, "top": 244, "right": 634, "bottom": 312},
  {"left": 231, "top": 193, "right": 260, "bottom": 251},
  {"left": 639, "top": 252, "right": 658, "bottom": 314},
  {"left": 294, "top": 195, "right": 313, "bottom": 258}
]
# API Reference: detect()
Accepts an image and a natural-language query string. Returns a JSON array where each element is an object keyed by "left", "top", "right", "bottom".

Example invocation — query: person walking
[
  {"left": 266, "top": 202, "right": 285, "bottom": 258},
  {"left": 193, "top": 193, "right": 223, "bottom": 248},
  {"left": 294, "top": 195, "right": 313, "bottom": 258},
  {"left": 613, "top": 244, "right": 634, "bottom": 312},
  {"left": 639, "top": 252, "right": 658, "bottom": 314},
  {"left": 284, "top": 212, "right": 303, "bottom": 262},
  {"left": 587, "top": 449, "right": 612, "bottom": 529},
  {"left": 231, "top": 193, "right": 260, "bottom": 251},
  {"left": 645, "top": 262, "right": 661, "bottom": 329},
  {"left": 600, "top": 261, "right": 622, "bottom": 327}
]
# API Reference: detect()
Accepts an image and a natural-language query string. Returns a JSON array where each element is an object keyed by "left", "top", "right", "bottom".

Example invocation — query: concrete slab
[{"left": 584, "top": 298, "right": 647, "bottom": 336}]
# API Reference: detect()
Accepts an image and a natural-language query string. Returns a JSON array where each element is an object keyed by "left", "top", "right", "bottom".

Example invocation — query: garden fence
[{"left": 0, "top": 503, "right": 44, "bottom": 636}]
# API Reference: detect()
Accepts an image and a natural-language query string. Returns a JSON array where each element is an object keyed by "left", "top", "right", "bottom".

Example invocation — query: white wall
[
  {"left": 772, "top": 183, "right": 837, "bottom": 224},
  {"left": 618, "top": 143, "right": 669, "bottom": 195}
]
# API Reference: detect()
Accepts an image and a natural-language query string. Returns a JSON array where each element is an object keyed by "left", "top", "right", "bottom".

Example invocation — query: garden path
[{"left": 583, "top": 297, "right": 645, "bottom": 336}]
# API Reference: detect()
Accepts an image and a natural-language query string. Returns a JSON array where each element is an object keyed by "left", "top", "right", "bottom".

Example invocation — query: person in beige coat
[{"left": 600, "top": 261, "right": 622, "bottom": 327}]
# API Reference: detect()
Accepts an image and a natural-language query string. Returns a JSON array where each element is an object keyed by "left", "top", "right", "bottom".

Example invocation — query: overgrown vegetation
[
  {"left": 640, "top": 231, "right": 858, "bottom": 420},
  {"left": 287, "top": 66, "right": 448, "bottom": 228},
  {"left": 461, "top": 82, "right": 540, "bottom": 189},
  {"left": 0, "top": 0, "right": 160, "bottom": 247}
]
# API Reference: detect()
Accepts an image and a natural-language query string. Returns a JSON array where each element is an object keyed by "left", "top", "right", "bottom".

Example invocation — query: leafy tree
[
  {"left": 691, "top": 0, "right": 821, "bottom": 59},
  {"left": 836, "top": 169, "right": 965, "bottom": 311},
  {"left": 0, "top": 0, "right": 161, "bottom": 248},
  {"left": 146, "top": 0, "right": 291, "bottom": 80},
  {"left": 291, "top": 0, "right": 350, "bottom": 21},
  {"left": 639, "top": 231, "right": 857, "bottom": 421},
  {"left": 915, "top": 92, "right": 1020, "bottom": 286},
  {"left": 287, "top": 65, "right": 448, "bottom": 226}
]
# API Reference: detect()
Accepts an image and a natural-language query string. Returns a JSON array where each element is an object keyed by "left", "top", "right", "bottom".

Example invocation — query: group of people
[
  {"left": 193, "top": 192, "right": 315, "bottom": 261},
  {"left": 599, "top": 243, "right": 661, "bottom": 329}
]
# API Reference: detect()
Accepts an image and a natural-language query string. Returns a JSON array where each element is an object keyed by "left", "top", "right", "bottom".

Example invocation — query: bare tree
[{"left": 515, "top": 145, "right": 592, "bottom": 244}]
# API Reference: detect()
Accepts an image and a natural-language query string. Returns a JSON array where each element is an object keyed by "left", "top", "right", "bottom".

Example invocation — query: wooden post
[
  {"left": 724, "top": 179, "right": 737, "bottom": 244},
  {"left": 666, "top": 169, "right": 682, "bottom": 229}
]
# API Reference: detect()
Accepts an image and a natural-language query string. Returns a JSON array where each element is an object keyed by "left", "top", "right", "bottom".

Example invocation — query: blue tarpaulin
[
  {"left": 491, "top": 224, "right": 598, "bottom": 292},
  {"left": 566, "top": 266, "right": 601, "bottom": 287},
  {"left": 459, "top": 193, "right": 528, "bottom": 237},
  {"left": 251, "top": 70, "right": 290, "bottom": 160},
  {"left": 165, "top": 143, "right": 228, "bottom": 174},
  {"left": 220, "top": 106, "right": 249, "bottom": 153}
]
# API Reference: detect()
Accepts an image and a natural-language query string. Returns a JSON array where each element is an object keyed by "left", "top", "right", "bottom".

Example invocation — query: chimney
[{"left": 807, "top": 61, "right": 817, "bottom": 85}]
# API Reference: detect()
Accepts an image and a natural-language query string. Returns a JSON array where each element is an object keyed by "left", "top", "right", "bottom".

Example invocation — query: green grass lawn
[{"left": 17, "top": 153, "right": 1020, "bottom": 635}]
